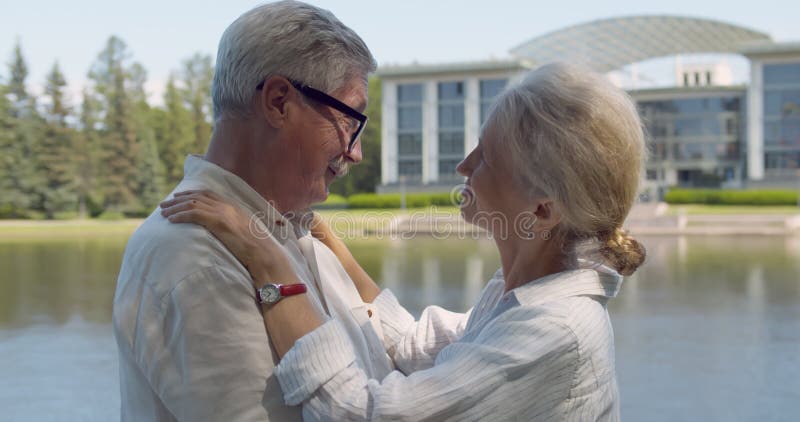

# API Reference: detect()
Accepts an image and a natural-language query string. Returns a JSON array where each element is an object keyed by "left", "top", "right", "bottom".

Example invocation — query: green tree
[
  {"left": 37, "top": 61, "right": 77, "bottom": 218},
  {"left": 0, "top": 83, "right": 20, "bottom": 217},
  {"left": 0, "top": 41, "right": 43, "bottom": 217},
  {"left": 8, "top": 40, "right": 29, "bottom": 104},
  {"left": 74, "top": 88, "right": 103, "bottom": 217},
  {"left": 330, "top": 76, "right": 382, "bottom": 196},
  {"left": 154, "top": 75, "right": 193, "bottom": 186},
  {"left": 87, "top": 36, "right": 144, "bottom": 212},
  {"left": 129, "top": 62, "right": 166, "bottom": 211},
  {"left": 180, "top": 53, "right": 213, "bottom": 154}
]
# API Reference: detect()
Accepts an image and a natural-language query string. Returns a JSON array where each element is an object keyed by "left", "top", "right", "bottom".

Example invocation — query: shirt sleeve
[
  {"left": 372, "top": 289, "right": 471, "bottom": 373},
  {"left": 274, "top": 305, "right": 579, "bottom": 421},
  {"left": 150, "top": 265, "right": 288, "bottom": 421}
]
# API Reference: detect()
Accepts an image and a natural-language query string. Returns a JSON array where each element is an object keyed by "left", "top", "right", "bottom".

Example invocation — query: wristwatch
[{"left": 257, "top": 283, "right": 307, "bottom": 305}]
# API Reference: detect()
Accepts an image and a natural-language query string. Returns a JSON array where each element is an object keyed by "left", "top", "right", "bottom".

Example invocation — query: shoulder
[
  {"left": 472, "top": 302, "right": 581, "bottom": 358},
  {"left": 118, "top": 209, "right": 251, "bottom": 302}
]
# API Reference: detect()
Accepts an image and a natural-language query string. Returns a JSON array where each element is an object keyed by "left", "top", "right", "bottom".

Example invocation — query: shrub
[
  {"left": 53, "top": 211, "right": 80, "bottom": 220},
  {"left": 346, "top": 192, "right": 459, "bottom": 209},
  {"left": 313, "top": 194, "right": 348, "bottom": 210},
  {"left": 664, "top": 189, "right": 798, "bottom": 205},
  {"left": 97, "top": 211, "right": 126, "bottom": 221}
]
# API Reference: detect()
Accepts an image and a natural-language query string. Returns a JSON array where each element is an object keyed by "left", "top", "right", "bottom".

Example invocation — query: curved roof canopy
[{"left": 510, "top": 16, "right": 771, "bottom": 72}]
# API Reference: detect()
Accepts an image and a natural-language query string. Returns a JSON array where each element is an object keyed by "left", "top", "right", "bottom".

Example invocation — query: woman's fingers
[
  {"left": 173, "top": 189, "right": 223, "bottom": 201},
  {"left": 160, "top": 198, "right": 212, "bottom": 218},
  {"left": 163, "top": 208, "right": 213, "bottom": 226},
  {"left": 160, "top": 193, "right": 213, "bottom": 212},
  {"left": 160, "top": 192, "right": 216, "bottom": 209}
]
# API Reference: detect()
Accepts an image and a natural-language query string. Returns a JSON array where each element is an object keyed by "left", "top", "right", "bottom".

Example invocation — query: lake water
[{"left": 1, "top": 234, "right": 798, "bottom": 421}]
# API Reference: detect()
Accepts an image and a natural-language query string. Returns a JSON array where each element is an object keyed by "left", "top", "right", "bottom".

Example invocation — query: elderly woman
[{"left": 160, "top": 62, "right": 646, "bottom": 421}]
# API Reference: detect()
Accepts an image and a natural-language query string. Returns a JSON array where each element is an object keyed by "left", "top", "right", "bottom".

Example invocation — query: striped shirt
[{"left": 274, "top": 261, "right": 623, "bottom": 421}]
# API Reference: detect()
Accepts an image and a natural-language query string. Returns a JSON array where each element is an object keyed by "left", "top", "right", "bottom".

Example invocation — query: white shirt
[
  {"left": 113, "top": 155, "right": 392, "bottom": 421},
  {"left": 274, "top": 262, "right": 623, "bottom": 421}
]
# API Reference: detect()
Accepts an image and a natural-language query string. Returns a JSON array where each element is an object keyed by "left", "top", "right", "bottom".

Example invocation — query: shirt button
[{"left": 367, "top": 309, "right": 373, "bottom": 318}]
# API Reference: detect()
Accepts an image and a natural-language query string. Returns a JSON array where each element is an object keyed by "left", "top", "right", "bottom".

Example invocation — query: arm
[
  {"left": 156, "top": 266, "right": 290, "bottom": 420},
  {"left": 311, "top": 213, "right": 470, "bottom": 370},
  {"left": 274, "top": 307, "right": 579, "bottom": 421},
  {"left": 309, "top": 213, "right": 381, "bottom": 303},
  {"left": 161, "top": 192, "right": 470, "bottom": 368}
]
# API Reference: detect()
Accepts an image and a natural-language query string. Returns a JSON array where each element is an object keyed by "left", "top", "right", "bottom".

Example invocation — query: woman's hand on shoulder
[{"left": 159, "top": 190, "right": 291, "bottom": 284}]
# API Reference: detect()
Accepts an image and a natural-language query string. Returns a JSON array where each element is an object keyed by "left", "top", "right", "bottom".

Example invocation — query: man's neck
[{"left": 205, "top": 120, "right": 293, "bottom": 215}]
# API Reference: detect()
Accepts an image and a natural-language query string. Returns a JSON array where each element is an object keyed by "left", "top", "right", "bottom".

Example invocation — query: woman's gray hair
[
  {"left": 211, "top": 0, "right": 376, "bottom": 120},
  {"left": 486, "top": 62, "right": 648, "bottom": 275}
]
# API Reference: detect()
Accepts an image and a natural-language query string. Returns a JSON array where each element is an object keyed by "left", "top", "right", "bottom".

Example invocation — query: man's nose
[{"left": 344, "top": 139, "right": 362, "bottom": 163}]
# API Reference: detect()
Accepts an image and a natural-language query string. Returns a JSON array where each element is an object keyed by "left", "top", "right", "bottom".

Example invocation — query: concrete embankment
[{"left": 368, "top": 203, "right": 800, "bottom": 237}]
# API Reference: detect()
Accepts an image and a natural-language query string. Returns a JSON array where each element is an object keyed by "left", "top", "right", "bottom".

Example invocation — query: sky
[{"left": 1, "top": 0, "right": 799, "bottom": 103}]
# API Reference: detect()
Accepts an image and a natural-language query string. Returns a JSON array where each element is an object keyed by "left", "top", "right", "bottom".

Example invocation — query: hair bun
[{"left": 598, "top": 227, "right": 646, "bottom": 276}]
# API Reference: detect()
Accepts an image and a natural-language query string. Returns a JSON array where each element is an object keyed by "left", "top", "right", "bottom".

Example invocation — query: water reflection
[
  {"left": 0, "top": 237, "right": 127, "bottom": 329},
  {"left": 0, "top": 235, "right": 799, "bottom": 421}
]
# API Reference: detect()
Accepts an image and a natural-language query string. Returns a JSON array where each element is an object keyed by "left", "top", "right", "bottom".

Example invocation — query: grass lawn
[
  {"left": 0, "top": 207, "right": 465, "bottom": 240},
  {"left": 0, "top": 219, "right": 144, "bottom": 240},
  {"left": 666, "top": 204, "right": 800, "bottom": 215}
]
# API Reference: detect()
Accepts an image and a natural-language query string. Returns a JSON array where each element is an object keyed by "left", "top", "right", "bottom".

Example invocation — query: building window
[
  {"left": 439, "top": 131, "right": 464, "bottom": 155},
  {"left": 673, "top": 143, "right": 706, "bottom": 161},
  {"left": 480, "top": 79, "right": 507, "bottom": 124},
  {"left": 765, "top": 152, "right": 800, "bottom": 176},
  {"left": 398, "top": 159, "right": 422, "bottom": 180},
  {"left": 397, "top": 83, "right": 423, "bottom": 180},
  {"left": 438, "top": 81, "right": 465, "bottom": 178},
  {"left": 763, "top": 62, "right": 800, "bottom": 172},
  {"left": 398, "top": 133, "right": 422, "bottom": 155},
  {"left": 764, "top": 63, "right": 800, "bottom": 86},
  {"left": 438, "top": 158, "right": 463, "bottom": 180}
]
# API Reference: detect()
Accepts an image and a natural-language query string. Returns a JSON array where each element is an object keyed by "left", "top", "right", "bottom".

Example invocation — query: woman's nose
[{"left": 457, "top": 149, "right": 475, "bottom": 176}]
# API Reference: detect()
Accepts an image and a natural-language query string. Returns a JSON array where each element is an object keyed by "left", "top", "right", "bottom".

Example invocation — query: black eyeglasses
[{"left": 257, "top": 78, "right": 367, "bottom": 153}]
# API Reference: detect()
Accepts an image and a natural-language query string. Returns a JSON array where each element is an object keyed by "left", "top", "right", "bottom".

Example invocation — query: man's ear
[
  {"left": 533, "top": 198, "right": 563, "bottom": 230},
  {"left": 258, "top": 76, "right": 294, "bottom": 128}
]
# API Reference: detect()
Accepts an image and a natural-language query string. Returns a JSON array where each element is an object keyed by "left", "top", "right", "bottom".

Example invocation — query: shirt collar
[
  {"left": 181, "top": 154, "right": 307, "bottom": 244},
  {"left": 505, "top": 259, "right": 623, "bottom": 306}
]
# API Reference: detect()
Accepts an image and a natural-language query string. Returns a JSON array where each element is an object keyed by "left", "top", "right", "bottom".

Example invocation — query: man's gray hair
[{"left": 212, "top": 0, "right": 376, "bottom": 120}]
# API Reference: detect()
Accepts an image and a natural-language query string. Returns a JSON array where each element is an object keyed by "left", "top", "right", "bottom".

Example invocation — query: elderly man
[{"left": 112, "top": 1, "right": 390, "bottom": 420}]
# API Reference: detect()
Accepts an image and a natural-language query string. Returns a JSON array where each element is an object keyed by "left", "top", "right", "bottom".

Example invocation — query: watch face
[{"left": 259, "top": 284, "right": 281, "bottom": 304}]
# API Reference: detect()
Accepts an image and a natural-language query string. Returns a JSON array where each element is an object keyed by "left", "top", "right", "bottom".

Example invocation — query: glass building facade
[
  {"left": 763, "top": 62, "right": 800, "bottom": 177},
  {"left": 378, "top": 18, "right": 800, "bottom": 192},
  {"left": 638, "top": 93, "right": 745, "bottom": 188}
]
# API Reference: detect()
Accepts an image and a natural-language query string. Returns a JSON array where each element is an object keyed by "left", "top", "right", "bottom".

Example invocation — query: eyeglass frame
[{"left": 256, "top": 77, "right": 367, "bottom": 153}]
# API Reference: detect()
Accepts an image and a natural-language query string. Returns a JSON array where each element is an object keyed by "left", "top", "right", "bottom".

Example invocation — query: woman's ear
[
  {"left": 533, "top": 198, "right": 562, "bottom": 230},
  {"left": 258, "top": 76, "right": 294, "bottom": 128}
]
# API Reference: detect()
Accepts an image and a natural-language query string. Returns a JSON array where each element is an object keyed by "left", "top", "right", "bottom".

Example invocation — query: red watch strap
[{"left": 279, "top": 283, "right": 307, "bottom": 297}]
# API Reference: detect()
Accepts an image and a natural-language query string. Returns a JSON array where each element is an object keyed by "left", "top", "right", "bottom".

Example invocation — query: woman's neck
[{"left": 495, "top": 235, "right": 571, "bottom": 293}]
